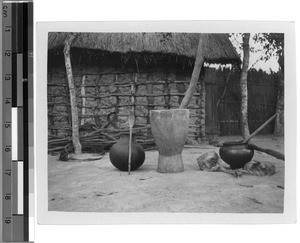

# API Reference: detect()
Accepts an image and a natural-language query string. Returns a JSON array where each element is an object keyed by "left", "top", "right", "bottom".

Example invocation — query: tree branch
[{"left": 180, "top": 34, "right": 209, "bottom": 109}]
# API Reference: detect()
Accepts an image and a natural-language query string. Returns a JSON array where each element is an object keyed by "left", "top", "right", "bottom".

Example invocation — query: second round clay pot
[{"left": 219, "top": 141, "right": 254, "bottom": 169}]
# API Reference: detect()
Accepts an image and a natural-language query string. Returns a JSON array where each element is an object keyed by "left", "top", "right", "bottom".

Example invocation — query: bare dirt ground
[{"left": 48, "top": 135, "right": 284, "bottom": 213}]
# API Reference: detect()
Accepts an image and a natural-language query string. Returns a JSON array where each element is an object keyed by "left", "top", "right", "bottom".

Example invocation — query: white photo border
[{"left": 36, "top": 21, "right": 296, "bottom": 224}]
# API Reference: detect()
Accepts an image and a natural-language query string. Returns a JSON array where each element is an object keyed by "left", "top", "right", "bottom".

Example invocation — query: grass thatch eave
[
  {"left": 48, "top": 47, "right": 199, "bottom": 70},
  {"left": 48, "top": 32, "right": 241, "bottom": 65}
]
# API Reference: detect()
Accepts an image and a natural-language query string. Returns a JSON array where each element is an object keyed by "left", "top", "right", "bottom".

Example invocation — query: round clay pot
[
  {"left": 150, "top": 109, "right": 189, "bottom": 173},
  {"left": 219, "top": 142, "right": 254, "bottom": 169},
  {"left": 109, "top": 133, "right": 145, "bottom": 171}
]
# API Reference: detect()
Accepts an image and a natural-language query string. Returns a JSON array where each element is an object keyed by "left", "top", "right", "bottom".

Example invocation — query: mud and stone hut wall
[
  {"left": 47, "top": 32, "right": 242, "bottom": 148},
  {"left": 48, "top": 32, "right": 278, "bottom": 148},
  {"left": 48, "top": 62, "right": 207, "bottom": 144},
  {"left": 48, "top": 62, "right": 279, "bottom": 145}
]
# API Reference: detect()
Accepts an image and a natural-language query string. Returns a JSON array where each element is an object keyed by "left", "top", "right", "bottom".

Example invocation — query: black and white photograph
[
  {"left": 36, "top": 21, "right": 296, "bottom": 224},
  {"left": 1, "top": 0, "right": 299, "bottom": 242}
]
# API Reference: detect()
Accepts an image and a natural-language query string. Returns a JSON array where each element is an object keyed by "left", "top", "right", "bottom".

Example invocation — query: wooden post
[
  {"left": 198, "top": 77, "right": 206, "bottom": 142},
  {"left": 63, "top": 33, "right": 82, "bottom": 154},
  {"left": 274, "top": 53, "right": 284, "bottom": 136},
  {"left": 132, "top": 73, "right": 137, "bottom": 121},
  {"left": 163, "top": 78, "right": 171, "bottom": 109},
  {"left": 196, "top": 82, "right": 201, "bottom": 144},
  {"left": 128, "top": 74, "right": 137, "bottom": 174},
  {"left": 180, "top": 34, "right": 208, "bottom": 109},
  {"left": 80, "top": 75, "right": 86, "bottom": 126},
  {"left": 115, "top": 74, "right": 119, "bottom": 126},
  {"left": 146, "top": 73, "right": 155, "bottom": 138},
  {"left": 65, "top": 84, "right": 72, "bottom": 137},
  {"left": 128, "top": 113, "right": 135, "bottom": 175},
  {"left": 146, "top": 73, "right": 155, "bottom": 106}
]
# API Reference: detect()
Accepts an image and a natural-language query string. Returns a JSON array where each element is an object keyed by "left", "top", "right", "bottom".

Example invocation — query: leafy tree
[
  {"left": 230, "top": 33, "right": 284, "bottom": 137},
  {"left": 240, "top": 33, "right": 251, "bottom": 138},
  {"left": 254, "top": 33, "right": 284, "bottom": 136}
]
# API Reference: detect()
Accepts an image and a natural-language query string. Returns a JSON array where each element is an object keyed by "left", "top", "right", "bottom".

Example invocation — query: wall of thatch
[{"left": 48, "top": 33, "right": 241, "bottom": 65}]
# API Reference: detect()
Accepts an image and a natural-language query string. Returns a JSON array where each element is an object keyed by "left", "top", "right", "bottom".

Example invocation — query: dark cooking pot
[
  {"left": 109, "top": 133, "right": 145, "bottom": 171},
  {"left": 219, "top": 141, "right": 254, "bottom": 169}
]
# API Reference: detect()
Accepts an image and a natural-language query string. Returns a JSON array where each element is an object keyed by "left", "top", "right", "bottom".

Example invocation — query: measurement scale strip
[
  {"left": 2, "top": 1, "right": 32, "bottom": 242},
  {"left": 27, "top": 2, "right": 33, "bottom": 241},
  {"left": 22, "top": 1, "right": 30, "bottom": 241},
  {"left": 12, "top": 2, "right": 24, "bottom": 241},
  {"left": 2, "top": 1, "right": 13, "bottom": 241}
]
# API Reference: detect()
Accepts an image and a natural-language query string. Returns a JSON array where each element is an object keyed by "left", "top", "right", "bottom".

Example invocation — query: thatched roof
[{"left": 48, "top": 32, "right": 241, "bottom": 64}]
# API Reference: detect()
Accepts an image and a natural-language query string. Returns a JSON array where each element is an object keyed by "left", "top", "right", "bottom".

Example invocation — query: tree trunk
[
  {"left": 274, "top": 54, "right": 284, "bottom": 136},
  {"left": 64, "top": 33, "right": 82, "bottom": 154},
  {"left": 240, "top": 33, "right": 250, "bottom": 139},
  {"left": 180, "top": 34, "right": 208, "bottom": 109}
]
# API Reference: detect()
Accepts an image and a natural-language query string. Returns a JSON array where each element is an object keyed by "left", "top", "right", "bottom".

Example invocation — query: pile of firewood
[{"left": 48, "top": 125, "right": 156, "bottom": 154}]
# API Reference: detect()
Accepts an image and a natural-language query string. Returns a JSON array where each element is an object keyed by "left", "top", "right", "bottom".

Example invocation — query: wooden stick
[
  {"left": 48, "top": 146, "right": 66, "bottom": 152},
  {"left": 80, "top": 125, "right": 151, "bottom": 138},
  {"left": 128, "top": 125, "right": 133, "bottom": 175},
  {"left": 248, "top": 143, "right": 284, "bottom": 161},
  {"left": 128, "top": 113, "right": 135, "bottom": 175},
  {"left": 80, "top": 75, "right": 86, "bottom": 126},
  {"left": 49, "top": 137, "right": 71, "bottom": 143},
  {"left": 243, "top": 113, "right": 278, "bottom": 143},
  {"left": 49, "top": 92, "right": 204, "bottom": 99},
  {"left": 128, "top": 75, "right": 137, "bottom": 175},
  {"left": 101, "top": 132, "right": 117, "bottom": 141}
]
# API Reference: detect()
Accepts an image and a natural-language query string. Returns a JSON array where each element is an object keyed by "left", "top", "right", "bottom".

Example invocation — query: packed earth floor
[{"left": 48, "top": 135, "right": 284, "bottom": 213}]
